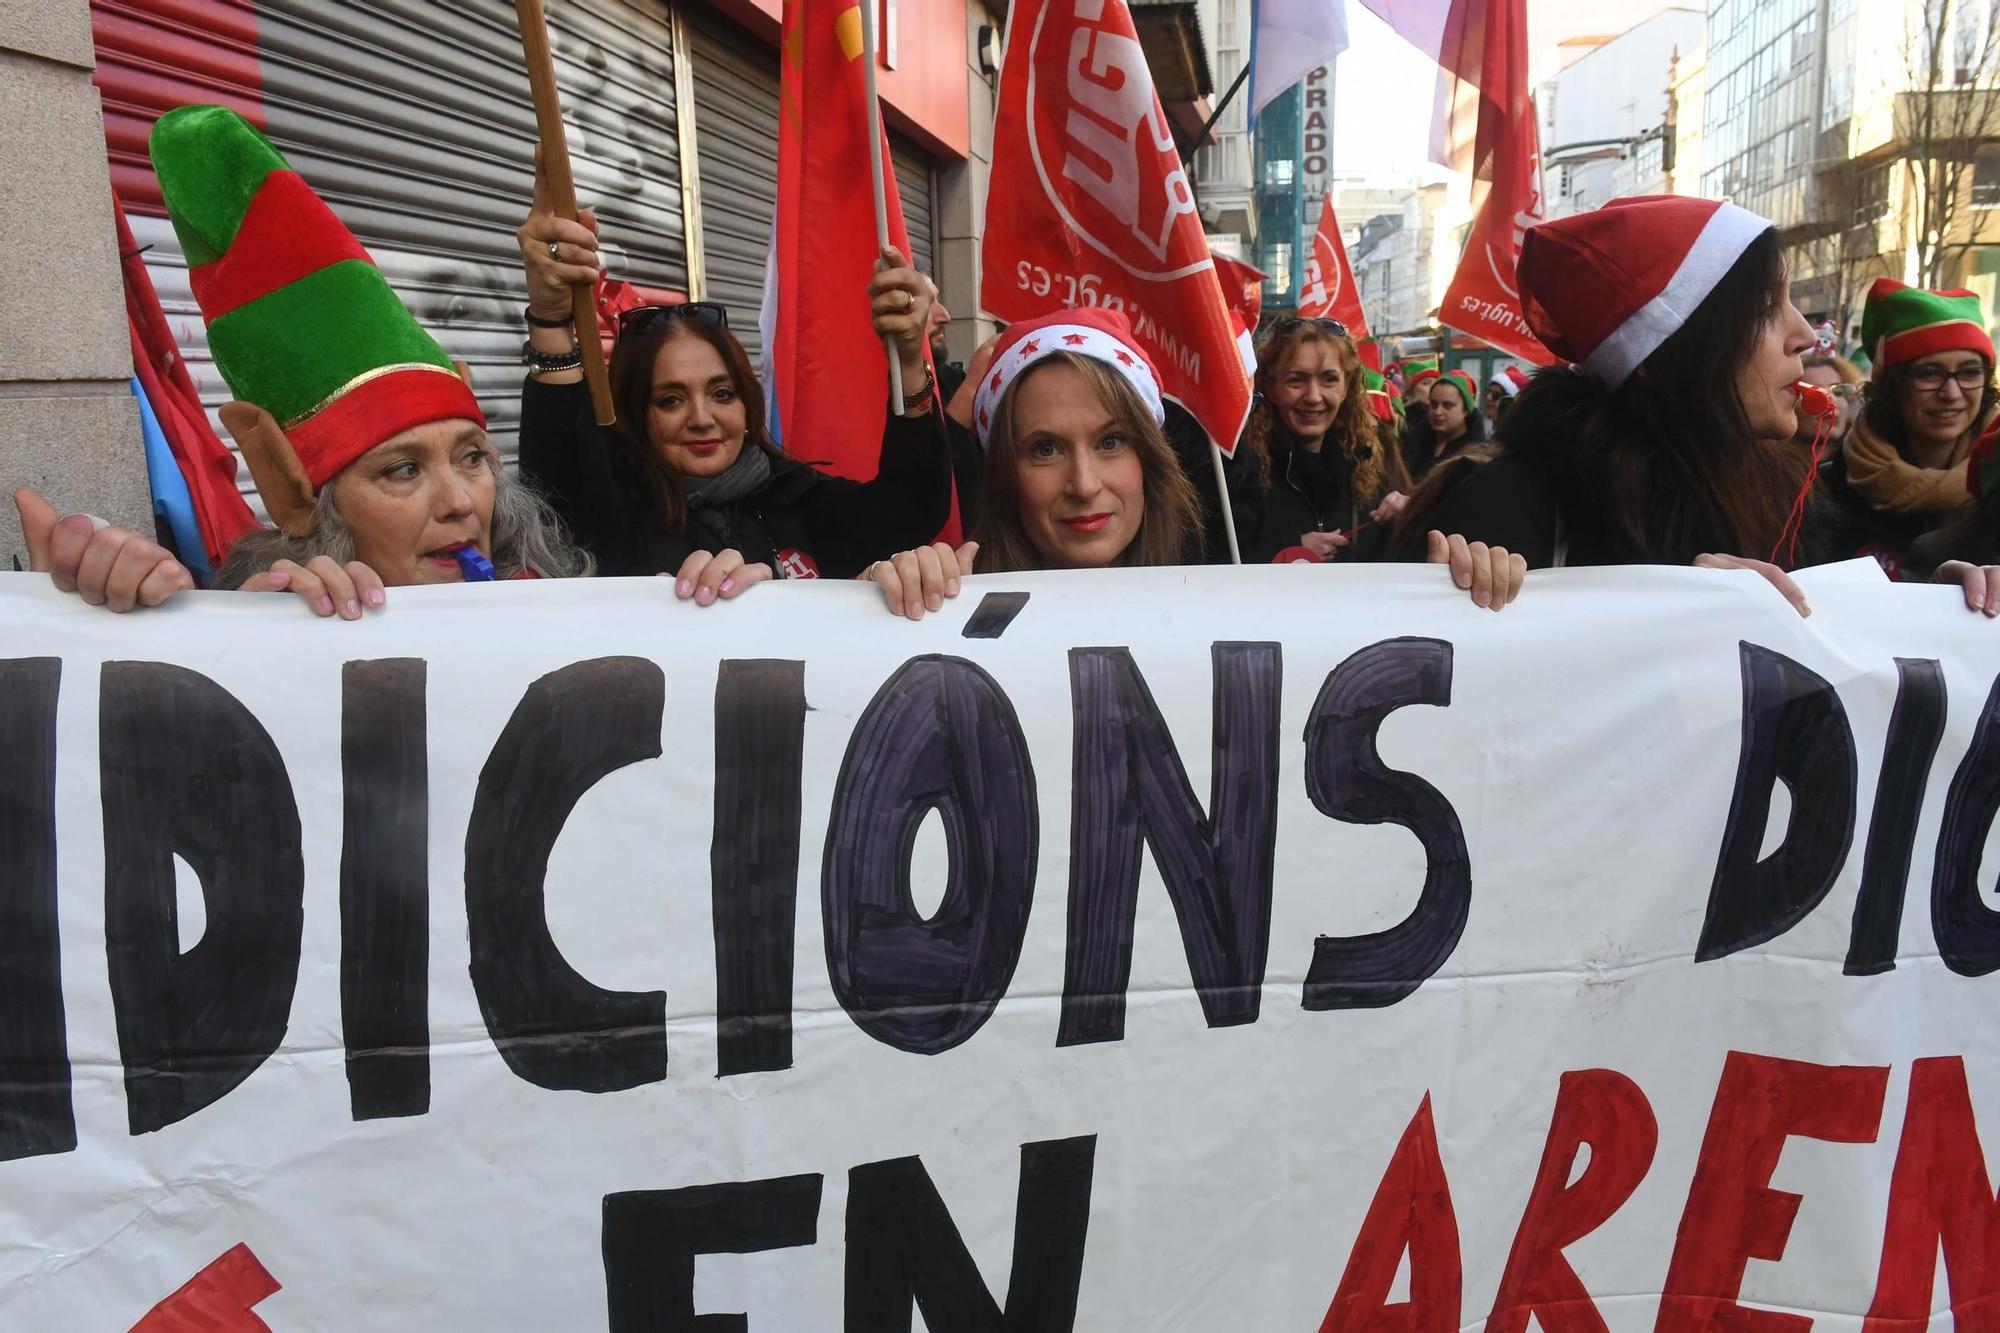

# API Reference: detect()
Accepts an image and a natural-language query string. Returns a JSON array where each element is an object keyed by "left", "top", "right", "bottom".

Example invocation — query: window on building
[{"left": 1975, "top": 146, "right": 2000, "bottom": 208}]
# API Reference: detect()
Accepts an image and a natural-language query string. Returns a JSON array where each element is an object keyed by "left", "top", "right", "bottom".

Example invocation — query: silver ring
[{"left": 547, "top": 240, "right": 560, "bottom": 259}]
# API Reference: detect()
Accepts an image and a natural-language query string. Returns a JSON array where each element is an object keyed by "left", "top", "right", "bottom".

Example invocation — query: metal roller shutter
[
  {"left": 685, "top": 11, "right": 938, "bottom": 362},
  {"left": 93, "top": 0, "right": 686, "bottom": 506},
  {"left": 685, "top": 8, "right": 779, "bottom": 358}
]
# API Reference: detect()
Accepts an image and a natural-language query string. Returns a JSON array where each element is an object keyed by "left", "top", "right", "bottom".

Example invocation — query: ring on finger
[{"left": 547, "top": 239, "right": 560, "bottom": 259}]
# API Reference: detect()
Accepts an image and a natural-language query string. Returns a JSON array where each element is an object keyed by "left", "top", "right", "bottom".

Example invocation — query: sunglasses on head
[
  {"left": 616, "top": 302, "right": 729, "bottom": 341},
  {"left": 1273, "top": 315, "right": 1349, "bottom": 337}
]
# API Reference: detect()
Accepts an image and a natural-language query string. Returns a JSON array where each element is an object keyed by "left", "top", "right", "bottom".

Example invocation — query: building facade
[{"left": 1538, "top": 8, "right": 1704, "bottom": 218}]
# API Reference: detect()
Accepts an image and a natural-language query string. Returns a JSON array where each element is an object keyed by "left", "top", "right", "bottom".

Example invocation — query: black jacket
[
  {"left": 519, "top": 377, "right": 951, "bottom": 579},
  {"left": 1803, "top": 458, "right": 1961, "bottom": 580},
  {"left": 1231, "top": 421, "right": 1393, "bottom": 563}
]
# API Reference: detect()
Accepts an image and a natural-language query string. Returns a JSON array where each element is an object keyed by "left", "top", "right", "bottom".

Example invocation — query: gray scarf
[{"left": 684, "top": 443, "right": 774, "bottom": 510}]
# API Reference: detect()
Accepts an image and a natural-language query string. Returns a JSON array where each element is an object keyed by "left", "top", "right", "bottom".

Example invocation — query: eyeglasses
[
  {"left": 1273, "top": 315, "right": 1349, "bottom": 337},
  {"left": 617, "top": 302, "right": 729, "bottom": 341},
  {"left": 1908, "top": 363, "right": 1989, "bottom": 394}
]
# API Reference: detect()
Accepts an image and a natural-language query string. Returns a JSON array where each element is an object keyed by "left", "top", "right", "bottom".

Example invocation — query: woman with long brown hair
[
  {"left": 1389, "top": 196, "right": 1825, "bottom": 611},
  {"left": 514, "top": 165, "right": 950, "bottom": 590},
  {"left": 1232, "top": 316, "right": 1409, "bottom": 562}
]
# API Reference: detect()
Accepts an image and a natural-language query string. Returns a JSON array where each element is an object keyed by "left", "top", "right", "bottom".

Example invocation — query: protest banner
[{"left": 1, "top": 562, "right": 1997, "bottom": 1329}]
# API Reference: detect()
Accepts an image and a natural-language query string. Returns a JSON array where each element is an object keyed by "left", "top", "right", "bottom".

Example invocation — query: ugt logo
[
  {"left": 1300, "top": 231, "right": 1340, "bottom": 312},
  {"left": 1027, "top": 0, "right": 1205, "bottom": 279}
]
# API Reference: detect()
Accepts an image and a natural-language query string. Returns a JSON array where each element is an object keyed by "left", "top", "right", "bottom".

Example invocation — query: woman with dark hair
[
  {"left": 1230, "top": 316, "right": 1410, "bottom": 563},
  {"left": 1403, "top": 369, "right": 1488, "bottom": 483},
  {"left": 1389, "top": 196, "right": 1826, "bottom": 611},
  {"left": 515, "top": 168, "right": 950, "bottom": 586},
  {"left": 1815, "top": 281, "right": 1994, "bottom": 576},
  {"left": 868, "top": 310, "right": 1524, "bottom": 618}
]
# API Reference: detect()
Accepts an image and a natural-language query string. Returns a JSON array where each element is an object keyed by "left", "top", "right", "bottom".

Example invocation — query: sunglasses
[
  {"left": 616, "top": 302, "right": 730, "bottom": 341},
  {"left": 1273, "top": 315, "right": 1349, "bottom": 337}
]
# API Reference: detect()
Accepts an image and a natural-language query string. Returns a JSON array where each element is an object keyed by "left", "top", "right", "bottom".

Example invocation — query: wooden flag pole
[
  {"left": 516, "top": 0, "right": 616, "bottom": 426},
  {"left": 858, "top": 0, "right": 907, "bottom": 414}
]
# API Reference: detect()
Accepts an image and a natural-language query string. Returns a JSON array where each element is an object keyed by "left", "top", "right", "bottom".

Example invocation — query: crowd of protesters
[{"left": 13, "top": 105, "right": 1999, "bottom": 622}]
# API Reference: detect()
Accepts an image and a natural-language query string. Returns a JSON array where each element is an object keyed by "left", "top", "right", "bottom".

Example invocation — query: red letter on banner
[
  {"left": 1487, "top": 1068, "right": 1659, "bottom": 1333},
  {"left": 1657, "top": 1051, "right": 1889, "bottom": 1333},
  {"left": 1865, "top": 1056, "right": 2000, "bottom": 1330},
  {"left": 1318, "top": 1094, "right": 1461, "bottom": 1333},
  {"left": 131, "top": 1243, "right": 280, "bottom": 1332}
]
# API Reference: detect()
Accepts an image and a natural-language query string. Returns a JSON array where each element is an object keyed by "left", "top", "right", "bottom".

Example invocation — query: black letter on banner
[
  {"left": 1934, "top": 672, "right": 2000, "bottom": 975},
  {"left": 822, "top": 656, "right": 1036, "bottom": 1055},
  {"left": 1059, "top": 643, "right": 1281, "bottom": 1045},
  {"left": 101, "top": 661, "right": 304, "bottom": 1134},
  {"left": 844, "top": 1135, "right": 1096, "bottom": 1333},
  {"left": 602, "top": 1173, "right": 822, "bottom": 1332},
  {"left": 1697, "top": 643, "right": 1857, "bottom": 961},
  {"left": 1300, "top": 638, "right": 1470, "bottom": 1010},
  {"left": 1845, "top": 658, "right": 1947, "bottom": 976},
  {"left": 0, "top": 659, "right": 73, "bottom": 1159},
  {"left": 713, "top": 660, "right": 806, "bottom": 1076},
  {"left": 466, "top": 657, "right": 666, "bottom": 1092},
  {"left": 341, "top": 659, "right": 429, "bottom": 1119}
]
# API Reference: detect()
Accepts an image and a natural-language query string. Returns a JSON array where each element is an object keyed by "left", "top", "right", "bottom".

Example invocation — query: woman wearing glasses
[
  {"left": 1230, "top": 315, "right": 1410, "bottom": 563},
  {"left": 514, "top": 169, "right": 949, "bottom": 592},
  {"left": 1816, "top": 281, "right": 1995, "bottom": 576}
]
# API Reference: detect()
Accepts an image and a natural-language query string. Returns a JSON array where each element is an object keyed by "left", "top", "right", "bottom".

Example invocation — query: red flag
[
  {"left": 1439, "top": 96, "right": 1556, "bottom": 365},
  {"left": 1296, "top": 192, "right": 1369, "bottom": 337},
  {"left": 1363, "top": 0, "right": 1527, "bottom": 183},
  {"left": 1213, "top": 253, "right": 1268, "bottom": 335},
  {"left": 982, "top": 0, "right": 1253, "bottom": 455},
  {"left": 769, "top": 0, "right": 916, "bottom": 483},
  {"left": 116, "top": 201, "right": 258, "bottom": 566}
]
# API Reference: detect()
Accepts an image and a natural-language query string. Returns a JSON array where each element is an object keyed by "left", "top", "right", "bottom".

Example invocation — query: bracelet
[
  {"left": 520, "top": 338, "right": 583, "bottom": 373},
  {"left": 902, "top": 363, "right": 936, "bottom": 412},
  {"left": 525, "top": 305, "right": 574, "bottom": 329}
]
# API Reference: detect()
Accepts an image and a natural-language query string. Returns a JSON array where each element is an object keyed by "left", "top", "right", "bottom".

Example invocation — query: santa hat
[
  {"left": 150, "top": 105, "right": 483, "bottom": 525},
  {"left": 1860, "top": 279, "right": 1995, "bottom": 371},
  {"left": 971, "top": 307, "right": 1164, "bottom": 444},
  {"left": 1489, "top": 365, "right": 1529, "bottom": 398},
  {"left": 1519, "top": 195, "right": 1772, "bottom": 387}
]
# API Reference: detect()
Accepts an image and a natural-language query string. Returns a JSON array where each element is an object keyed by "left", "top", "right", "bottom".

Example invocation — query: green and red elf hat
[
  {"left": 1860, "top": 278, "right": 1995, "bottom": 372},
  {"left": 1972, "top": 422, "right": 2000, "bottom": 505},
  {"left": 1402, "top": 357, "right": 1440, "bottom": 396},
  {"left": 1431, "top": 369, "right": 1479, "bottom": 413},
  {"left": 149, "top": 105, "right": 483, "bottom": 532}
]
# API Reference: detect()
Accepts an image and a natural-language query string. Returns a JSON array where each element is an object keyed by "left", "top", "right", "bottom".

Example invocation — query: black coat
[
  {"left": 1802, "top": 458, "right": 1961, "bottom": 580},
  {"left": 519, "top": 376, "right": 951, "bottom": 579},
  {"left": 1230, "top": 421, "right": 1393, "bottom": 563}
]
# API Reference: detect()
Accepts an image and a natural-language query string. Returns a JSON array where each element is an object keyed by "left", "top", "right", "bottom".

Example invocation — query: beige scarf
[{"left": 1843, "top": 404, "right": 1989, "bottom": 515}]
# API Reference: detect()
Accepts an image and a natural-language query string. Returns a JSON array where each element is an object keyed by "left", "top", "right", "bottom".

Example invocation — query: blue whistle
[{"left": 454, "top": 546, "right": 497, "bottom": 582}]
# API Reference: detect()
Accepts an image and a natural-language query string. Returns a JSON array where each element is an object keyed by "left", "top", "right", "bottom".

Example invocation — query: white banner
[{"left": 1, "top": 563, "right": 1996, "bottom": 1330}]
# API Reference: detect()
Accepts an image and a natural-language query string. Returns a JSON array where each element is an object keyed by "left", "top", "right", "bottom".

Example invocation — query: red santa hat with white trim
[
  {"left": 971, "top": 307, "right": 1165, "bottom": 445},
  {"left": 1518, "top": 195, "right": 1774, "bottom": 387}
]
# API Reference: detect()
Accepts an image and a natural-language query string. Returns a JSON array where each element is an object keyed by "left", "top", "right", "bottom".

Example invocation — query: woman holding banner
[
  {"left": 514, "top": 166, "right": 950, "bottom": 583},
  {"left": 866, "top": 309, "right": 1526, "bottom": 619},
  {"left": 1229, "top": 317, "right": 1410, "bottom": 564},
  {"left": 1389, "top": 197, "right": 1835, "bottom": 612},
  {"left": 10, "top": 105, "right": 677, "bottom": 617}
]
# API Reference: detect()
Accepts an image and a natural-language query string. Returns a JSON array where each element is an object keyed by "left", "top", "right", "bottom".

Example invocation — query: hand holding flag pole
[
  {"left": 515, "top": 0, "right": 615, "bottom": 426},
  {"left": 858, "top": 0, "right": 907, "bottom": 414}
]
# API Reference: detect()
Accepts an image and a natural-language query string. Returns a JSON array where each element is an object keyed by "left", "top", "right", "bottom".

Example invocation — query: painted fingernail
[
  {"left": 365, "top": 587, "right": 384, "bottom": 606},
  {"left": 317, "top": 596, "right": 334, "bottom": 615},
  {"left": 697, "top": 586, "right": 714, "bottom": 604},
  {"left": 344, "top": 599, "right": 361, "bottom": 618},
  {"left": 677, "top": 579, "right": 693, "bottom": 597},
  {"left": 720, "top": 578, "right": 736, "bottom": 594}
]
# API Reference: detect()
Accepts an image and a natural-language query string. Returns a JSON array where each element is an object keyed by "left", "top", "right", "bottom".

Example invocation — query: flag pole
[
  {"left": 859, "top": 0, "right": 907, "bottom": 414},
  {"left": 515, "top": 0, "right": 615, "bottom": 427},
  {"left": 1209, "top": 442, "right": 1242, "bottom": 563}
]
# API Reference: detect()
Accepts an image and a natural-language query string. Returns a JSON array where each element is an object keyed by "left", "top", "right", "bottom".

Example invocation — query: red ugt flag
[
  {"left": 982, "top": 0, "right": 1253, "bottom": 455},
  {"left": 1212, "top": 253, "right": 1268, "bottom": 335},
  {"left": 1296, "top": 191, "right": 1368, "bottom": 337},
  {"left": 769, "top": 0, "right": 917, "bottom": 483},
  {"left": 1439, "top": 95, "right": 1555, "bottom": 364}
]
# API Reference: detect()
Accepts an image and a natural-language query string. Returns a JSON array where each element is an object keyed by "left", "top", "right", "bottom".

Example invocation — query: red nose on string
[{"left": 1770, "top": 381, "right": 1836, "bottom": 568}]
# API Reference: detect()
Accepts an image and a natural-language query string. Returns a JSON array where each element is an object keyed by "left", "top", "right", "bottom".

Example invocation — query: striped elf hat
[
  {"left": 1860, "top": 279, "right": 1995, "bottom": 371},
  {"left": 1519, "top": 195, "right": 1771, "bottom": 387},
  {"left": 1431, "top": 369, "right": 1479, "bottom": 413},
  {"left": 149, "top": 105, "right": 483, "bottom": 529}
]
